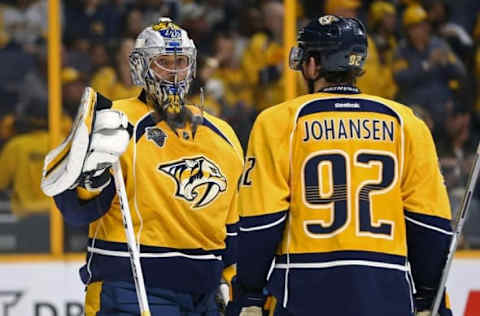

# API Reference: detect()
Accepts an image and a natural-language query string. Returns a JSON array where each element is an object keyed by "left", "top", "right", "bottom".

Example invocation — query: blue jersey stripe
[
  {"left": 298, "top": 98, "right": 401, "bottom": 123},
  {"left": 135, "top": 113, "right": 156, "bottom": 142},
  {"left": 240, "top": 211, "right": 287, "bottom": 230},
  {"left": 202, "top": 118, "right": 233, "bottom": 147},
  {"left": 87, "top": 238, "right": 226, "bottom": 256},
  {"left": 404, "top": 210, "right": 453, "bottom": 233},
  {"left": 275, "top": 250, "right": 406, "bottom": 266}
]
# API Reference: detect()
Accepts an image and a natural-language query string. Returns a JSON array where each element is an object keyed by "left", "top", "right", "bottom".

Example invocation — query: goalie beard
[{"left": 147, "top": 91, "right": 203, "bottom": 138}]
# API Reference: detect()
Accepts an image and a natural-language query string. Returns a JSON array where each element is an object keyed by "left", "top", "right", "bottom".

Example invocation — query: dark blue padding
[
  {"left": 238, "top": 210, "right": 288, "bottom": 292},
  {"left": 297, "top": 98, "right": 401, "bottom": 123},
  {"left": 267, "top": 265, "right": 414, "bottom": 316},
  {"left": 404, "top": 210, "right": 452, "bottom": 314},
  {"left": 53, "top": 178, "right": 115, "bottom": 226}
]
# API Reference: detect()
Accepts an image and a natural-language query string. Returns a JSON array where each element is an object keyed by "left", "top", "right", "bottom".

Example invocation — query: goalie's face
[{"left": 150, "top": 54, "right": 191, "bottom": 84}]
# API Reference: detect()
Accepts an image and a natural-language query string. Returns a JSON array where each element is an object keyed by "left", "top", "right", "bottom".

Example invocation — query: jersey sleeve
[
  {"left": 402, "top": 114, "right": 453, "bottom": 314},
  {"left": 53, "top": 178, "right": 116, "bottom": 226},
  {"left": 237, "top": 108, "right": 290, "bottom": 293}
]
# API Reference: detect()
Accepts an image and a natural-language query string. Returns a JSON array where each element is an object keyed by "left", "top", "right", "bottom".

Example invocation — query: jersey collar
[
  {"left": 318, "top": 85, "right": 361, "bottom": 94},
  {"left": 138, "top": 89, "right": 147, "bottom": 103}
]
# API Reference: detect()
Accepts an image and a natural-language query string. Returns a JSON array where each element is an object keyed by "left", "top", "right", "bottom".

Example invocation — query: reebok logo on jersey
[
  {"left": 146, "top": 127, "right": 167, "bottom": 147},
  {"left": 334, "top": 102, "right": 360, "bottom": 108},
  {"left": 159, "top": 156, "right": 227, "bottom": 208}
]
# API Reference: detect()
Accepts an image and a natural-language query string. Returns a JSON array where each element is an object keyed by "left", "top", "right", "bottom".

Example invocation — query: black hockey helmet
[{"left": 289, "top": 15, "right": 368, "bottom": 73}]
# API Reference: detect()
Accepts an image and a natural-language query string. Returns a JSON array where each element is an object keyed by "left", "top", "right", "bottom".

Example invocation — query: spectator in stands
[
  {"left": 325, "top": 0, "right": 397, "bottom": 99},
  {"left": 424, "top": 0, "right": 474, "bottom": 64},
  {"left": 108, "top": 38, "right": 142, "bottom": 100},
  {"left": 64, "top": 0, "right": 122, "bottom": 43},
  {"left": 62, "top": 67, "right": 86, "bottom": 120},
  {"left": 210, "top": 31, "right": 256, "bottom": 149},
  {"left": 392, "top": 4, "right": 466, "bottom": 128},
  {"left": 242, "top": 1, "right": 306, "bottom": 112},
  {"left": 20, "top": 44, "right": 48, "bottom": 107},
  {"left": 189, "top": 56, "right": 225, "bottom": 117},
  {"left": 0, "top": 99, "right": 50, "bottom": 217},
  {"left": 212, "top": 31, "right": 253, "bottom": 110},
  {"left": 89, "top": 42, "right": 116, "bottom": 98},
  {"left": 135, "top": 0, "right": 179, "bottom": 26},
  {"left": 1, "top": 0, "right": 50, "bottom": 48},
  {"left": 435, "top": 99, "right": 480, "bottom": 247},
  {"left": 122, "top": 7, "right": 144, "bottom": 39},
  {"left": 368, "top": 1, "right": 398, "bottom": 66}
]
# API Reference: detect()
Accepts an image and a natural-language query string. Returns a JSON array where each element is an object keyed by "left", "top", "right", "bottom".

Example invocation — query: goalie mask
[{"left": 129, "top": 17, "right": 196, "bottom": 115}]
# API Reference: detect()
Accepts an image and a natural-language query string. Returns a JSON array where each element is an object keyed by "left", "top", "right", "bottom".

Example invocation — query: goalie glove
[{"left": 41, "top": 87, "right": 130, "bottom": 196}]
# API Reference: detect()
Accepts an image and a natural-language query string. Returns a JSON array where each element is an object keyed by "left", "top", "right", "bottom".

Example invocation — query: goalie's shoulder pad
[{"left": 41, "top": 87, "right": 130, "bottom": 197}]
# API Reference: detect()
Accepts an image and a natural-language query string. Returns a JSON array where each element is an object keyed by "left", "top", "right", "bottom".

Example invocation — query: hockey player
[
  {"left": 229, "top": 16, "right": 453, "bottom": 316},
  {"left": 42, "top": 18, "right": 243, "bottom": 315}
]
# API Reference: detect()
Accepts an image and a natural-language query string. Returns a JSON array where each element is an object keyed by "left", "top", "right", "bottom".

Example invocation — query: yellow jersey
[
  {"left": 54, "top": 91, "right": 244, "bottom": 293},
  {"left": 0, "top": 130, "right": 50, "bottom": 216},
  {"left": 236, "top": 86, "right": 452, "bottom": 316}
]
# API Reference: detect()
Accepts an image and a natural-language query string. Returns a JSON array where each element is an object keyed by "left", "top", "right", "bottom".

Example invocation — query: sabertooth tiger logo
[
  {"left": 159, "top": 156, "right": 227, "bottom": 208},
  {"left": 146, "top": 127, "right": 167, "bottom": 147}
]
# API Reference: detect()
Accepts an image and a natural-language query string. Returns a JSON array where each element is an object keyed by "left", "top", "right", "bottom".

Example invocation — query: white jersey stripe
[
  {"left": 275, "top": 260, "right": 407, "bottom": 272},
  {"left": 87, "top": 246, "right": 222, "bottom": 260},
  {"left": 405, "top": 216, "right": 453, "bottom": 235},
  {"left": 240, "top": 215, "right": 287, "bottom": 232}
]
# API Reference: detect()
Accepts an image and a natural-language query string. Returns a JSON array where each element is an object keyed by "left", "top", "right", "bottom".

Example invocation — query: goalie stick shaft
[
  {"left": 112, "top": 161, "right": 151, "bottom": 316},
  {"left": 431, "top": 143, "right": 480, "bottom": 316}
]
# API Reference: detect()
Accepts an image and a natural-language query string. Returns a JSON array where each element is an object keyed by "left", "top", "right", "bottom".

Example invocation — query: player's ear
[{"left": 304, "top": 56, "right": 319, "bottom": 80}]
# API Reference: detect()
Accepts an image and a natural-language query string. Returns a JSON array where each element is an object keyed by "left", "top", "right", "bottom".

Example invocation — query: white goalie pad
[{"left": 41, "top": 87, "right": 129, "bottom": 197}]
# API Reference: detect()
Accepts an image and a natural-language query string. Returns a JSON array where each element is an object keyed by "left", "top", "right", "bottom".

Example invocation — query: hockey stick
[
  {"left": 431, "top": 143, "right": 480, "bottom": 316},
  {"left": 112, "top": 161, "right": 151, "bottom": 316}
]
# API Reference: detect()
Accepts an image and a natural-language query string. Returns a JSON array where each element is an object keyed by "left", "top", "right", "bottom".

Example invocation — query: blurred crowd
[{"left": 0, "top": 0, "right": 480, "bottom": 251}]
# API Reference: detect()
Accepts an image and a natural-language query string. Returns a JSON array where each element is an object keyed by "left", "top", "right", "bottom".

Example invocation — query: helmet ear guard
[{"left": 289, "top": 46, "right": 304, "bottom": 71}]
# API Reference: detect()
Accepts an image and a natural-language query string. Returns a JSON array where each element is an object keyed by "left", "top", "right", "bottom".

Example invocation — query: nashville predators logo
[
  {"left": 318, "top": 15, "right": 339, "bottom": 25},
  {"left": 159, "top": 156, "right": 227, "bottom": 208}
]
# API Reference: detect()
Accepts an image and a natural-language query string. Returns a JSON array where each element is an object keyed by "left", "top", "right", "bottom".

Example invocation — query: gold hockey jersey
[
  {"left": 54, "top": 90, "right": 243, "bottom": 293},
  {"left": 236, "top": 86, "right": 452, "bottom": 316}
]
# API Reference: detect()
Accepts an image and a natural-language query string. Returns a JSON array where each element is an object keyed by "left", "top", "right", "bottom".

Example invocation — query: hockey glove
[
  {"left": 216, "top": 278, "right": 230, "bottom": 314},
  {"left": 226, "top": 276, "right": 266, "bottom": 316},
  {"left": 42, "top": 87, "right": 130, "bottom": 196}
]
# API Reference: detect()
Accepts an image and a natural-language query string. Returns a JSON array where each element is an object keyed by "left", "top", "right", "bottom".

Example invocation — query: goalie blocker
[{"left": 41, "top": 87, "right": 130, "bottom": 196}]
